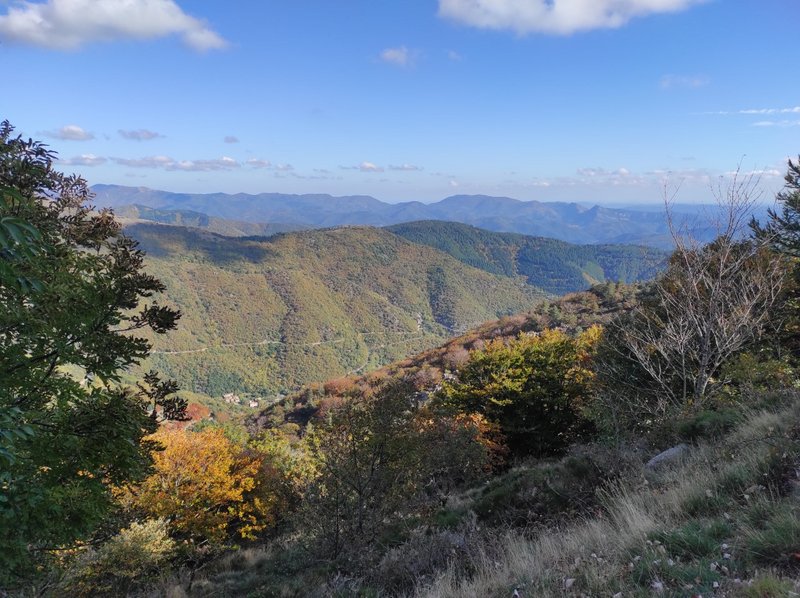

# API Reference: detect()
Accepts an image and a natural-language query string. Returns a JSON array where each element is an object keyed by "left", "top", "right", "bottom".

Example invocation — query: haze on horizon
[{"left": 2, "top": 0, "right": 796, "bottom": 205}]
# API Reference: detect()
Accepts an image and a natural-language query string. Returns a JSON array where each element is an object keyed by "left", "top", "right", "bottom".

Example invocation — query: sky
[{"left": 2, "top": 0, "right": 798, "bottom": 204}]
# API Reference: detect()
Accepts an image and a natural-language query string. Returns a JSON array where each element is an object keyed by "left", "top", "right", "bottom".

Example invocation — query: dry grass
[{"left": 416, "top": 404, "right": 800, "bottom": 598}]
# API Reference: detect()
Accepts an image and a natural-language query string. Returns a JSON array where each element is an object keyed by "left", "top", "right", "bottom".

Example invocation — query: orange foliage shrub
[{"left": 121, "top": 428, "right": 284, "bottom": 544}]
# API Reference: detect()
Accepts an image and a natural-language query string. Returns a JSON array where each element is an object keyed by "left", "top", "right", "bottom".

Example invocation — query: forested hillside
[
  {"left": 388, "top": 220, "right": 666, "bottom": 295},
  {"left": 127, "top": 223, "right": 547, "bottom": 397}
]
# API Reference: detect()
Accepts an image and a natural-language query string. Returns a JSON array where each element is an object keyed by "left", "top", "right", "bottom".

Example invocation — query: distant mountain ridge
[
  {"left": 387, "top": 221, "right": 667, "bottom": 295},
  {"left": 93, "top": 184, "right": 700, "bottom": 248}
]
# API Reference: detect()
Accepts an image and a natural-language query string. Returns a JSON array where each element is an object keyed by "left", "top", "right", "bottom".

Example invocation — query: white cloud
[
  {"left": 359, "top": 161, "right": 384, "bottom": 172},
  {"left": 708, "top": 106, "right": 800, "bottom": 115},
  {"left": 380, "top": 46, "right": 411, "bottom": 67},
  {"left": 60, "top": 153, "right": 106, "bottom": 166},
  {"left": 119, "top": 128, "right": 162, "bottom": 141},
  {"left": 752, "top": 120, "right": 800, "bottom": 127},
  {"left": 389, "top": 163, "right": 422, "bottom": 171},
  {"left": 449, "top": 179, "right": 459, "bottom": 188},
  {"left": 275, "top": 163, "right": 294, "bottom": 172},
  {"left": 438, "top": 0, "right": 704, "bottom": 35},
  {"left": 0, "top": 0, "right": 227, "bottom": 51},
  {"left": 660, "top": 74, "right": 709, "bottom": 89},
  {"left": 44, "top": 124, "right": 93, "bottom": 140},
  {"left": 113, "top": 155, "right": 241, "bottom": 171},
  {"left": 246, "top": 158, "right": 271, "bottom": 168},
  {"left": 446, "top": 49, "right": 462, "bottom": 61},
  {"left": 224, "top": 135, "right": 239, "bottom": 143}
]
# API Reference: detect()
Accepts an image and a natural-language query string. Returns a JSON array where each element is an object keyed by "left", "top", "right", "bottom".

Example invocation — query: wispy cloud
[
  {"left": 44, "top": 124, "right": 94, "bottom": 141},
  {"left": 224, "top": 135, "right": 239, "bottom": 143},
  {"left": 379, "top": 46, "right": 412, "bottom": 67},
  {"left": 438, "top": 0, "right": 704, "bottom": 35},
  {"left": 446, "top": 49, "right": 462, "bottom": 61},
  {"left": 660, "top": 74, "right": 709, "bottom": 89},
  {"left": 706, "top": 106, "right": 800, "bottom": 115},
  {"left": 119, "top": 129, "right": 163, "bottom": 141},
  {"left": 0, "top": 0, "right": 227, "bottom": 51},
  {"left": 752, "top": 120, "right": 800, "bottom": 128},
  {"left": 114, "top": 155, "right": 240, "bottom": 171},
  {"left": 246, "top": 158, "right": 271, "bottom": 168},
  {"left": 389, "top": 163, "right": 422, "bottom": 171},
  {"left": 341, "top": 161, "right": 385, "bottom": 172},
  {"left": 59, "top": 154, "right": 107, "bottom": 166}
]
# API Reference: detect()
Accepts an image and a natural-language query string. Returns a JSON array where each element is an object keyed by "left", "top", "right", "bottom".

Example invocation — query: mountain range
[{"left": 93, "top": 184, "right": 731, "bottom": 248}]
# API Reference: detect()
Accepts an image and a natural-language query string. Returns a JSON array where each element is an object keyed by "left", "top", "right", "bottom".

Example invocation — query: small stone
[
  {"left": 613, "top": 593, "right": 623, "bottom": 598},
  {"left": 651, "top": 580, "right": 664, "bottom": 592},
  {"left": 710, "top": 562, "right": 718, "bottom": 571},
  {"left": 564, "top": 578, "right": 576, "bottom": 590},
  {"left": 723, "top": 553, "right": 732, "bottom": 560},
  {"left": 721, "top": 543, "right": 729, "bottom": 550},
  {"left": 713, "top": 581, "right": 720, "bottom": 589},
  {"left": 667, "top": 559, "right": 675, "bottom": 566},
  {"left": 705, "top": 489, "right": 714, "bottom": 498},
  {"left": 721, "top": 565, "right": 730, "bottom": 575}
]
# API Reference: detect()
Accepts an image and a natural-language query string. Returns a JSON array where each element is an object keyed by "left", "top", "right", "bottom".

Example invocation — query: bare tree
[{"left": 604, "top": 171, "right": 786, "bottom": 413}]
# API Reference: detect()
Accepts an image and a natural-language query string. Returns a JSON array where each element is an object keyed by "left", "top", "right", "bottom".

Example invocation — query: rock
[
  {"left": 564, "top": 578, "right": 576, "bottom": 589},
  {"left": 651, "top": 580, "right": 664, "bottom": 592},
  {"left": 645, "top": 444, "right": 690, "bottom": 470}
]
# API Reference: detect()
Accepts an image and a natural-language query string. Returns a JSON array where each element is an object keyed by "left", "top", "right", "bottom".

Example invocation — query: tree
[
  {"left": 119, "top": 428, "right": 285, "bottom": 545},
  {"left": 753, "top": 157, "right": 800, "bottom": 258},
  {"left": 300, "top": 379, "right": 488, "bottom": 561},
  {"left": 752, "top": 156, "right": 800, "bottom": 352},
  {"left": 596, "top": 173, "right": 785, "bottom": 429},
  {"left": 437, "top": 327, "right": 601, "bottom": 457},
  {"left": 0, "top": 122, "right": 184, "bottom": 578}
]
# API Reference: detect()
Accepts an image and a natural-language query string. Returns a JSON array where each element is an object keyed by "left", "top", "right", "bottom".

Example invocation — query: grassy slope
[
  {"left": 127, "top": 223, "right": 547, "bottom": 398},
  {"left": 388, "top": 220, "right": 667, "bottom": 295},
  {"left": 162, "top": 395, "right": 800, "bottom": 597},
  {"left": 418, "top": 398, "right": 800, "bottom": 597}
]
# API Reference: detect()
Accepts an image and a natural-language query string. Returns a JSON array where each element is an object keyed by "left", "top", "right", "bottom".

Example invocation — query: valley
[{"left": 123, "top": 219, "right": 665, "bottom": 407}]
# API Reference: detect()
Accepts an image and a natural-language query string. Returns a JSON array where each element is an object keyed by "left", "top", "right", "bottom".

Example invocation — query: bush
[
  {"left": 437, "top": 327, "right": 601, "bottom": 457},
  {"left": 677, "top": 408, "right": 743, "bottom": 441},
  {"left": 59, "top": 519, "right": 175, "bottom": 596}
]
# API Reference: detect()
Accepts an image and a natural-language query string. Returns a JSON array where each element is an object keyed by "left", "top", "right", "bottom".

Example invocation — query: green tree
[
  {"left": 437, "top": 327, "right": 601, "bottom": 457},
  {"left": 301, "top": 379, "right": 488, "bottom": 561},
  {"left": 753, "top": 157, "right": 800, "bottom": 258},
  {"left": 0, "top": 122, "right": 183, "bottom": 578},
  {"left": 752, "top": 156, "right": 800, "bottom": 352}
]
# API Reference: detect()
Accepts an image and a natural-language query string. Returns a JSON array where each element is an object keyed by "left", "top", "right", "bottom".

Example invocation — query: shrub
[
  {"left": 59, "top": 519, "right": 175, "bottom": 596},
  {"left": 437, "top": 327, "right": 601, "bottom": 456},
  {"left": 677, "top": 407, "right": 743, "bottom": 441}
]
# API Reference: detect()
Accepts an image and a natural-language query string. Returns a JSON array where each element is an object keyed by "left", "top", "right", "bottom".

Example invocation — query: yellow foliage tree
[
  {"left": 121, "top": 428, "right": 283, "bottom": 544},
  {"left": 438, "top": 326, "right": 602, "bottom": 456}
]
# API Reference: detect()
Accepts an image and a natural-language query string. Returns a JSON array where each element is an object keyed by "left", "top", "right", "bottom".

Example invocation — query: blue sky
[{"left": 2, "top": 0, "right": 797, "bottom": 204}]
